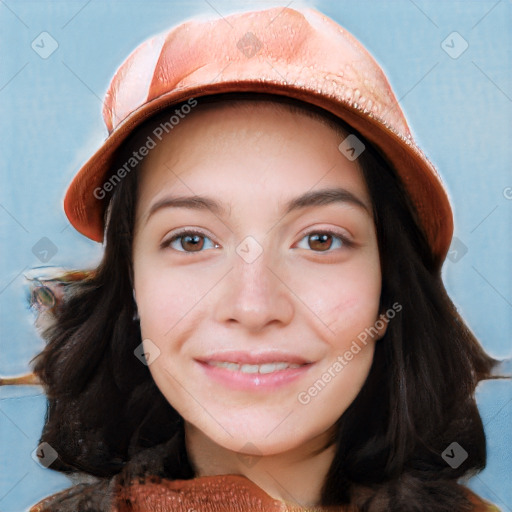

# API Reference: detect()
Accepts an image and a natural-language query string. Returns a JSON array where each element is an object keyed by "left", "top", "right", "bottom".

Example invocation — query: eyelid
[
  {"left": 160, "top": 227, "right": 220, "bottom": 250},
  {"left": 296, "top": 225, "right": 355, "bottom": 247},
  {"left": 160, "top": 225, "right": 356, "bottom": 253}
]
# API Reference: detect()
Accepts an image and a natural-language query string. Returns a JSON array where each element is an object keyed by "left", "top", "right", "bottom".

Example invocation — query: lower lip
[{"left": 196, "top": 361, "right": 314, "bottom": 391}]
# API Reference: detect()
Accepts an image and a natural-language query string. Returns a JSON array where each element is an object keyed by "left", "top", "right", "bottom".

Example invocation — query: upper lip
[{"left": 196, "top": 350, "right": 313, "bottom": 365}]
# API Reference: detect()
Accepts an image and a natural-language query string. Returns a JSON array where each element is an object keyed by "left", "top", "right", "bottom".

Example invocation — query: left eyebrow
[
  {"left": 282, "top": 187, "right": 371, "bottom": 216},
  {"left": 144, "top": 187, "right": 371, "bottom": 225}
]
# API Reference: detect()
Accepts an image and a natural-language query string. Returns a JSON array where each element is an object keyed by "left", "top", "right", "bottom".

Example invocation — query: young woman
[{"left": 27, "top": 6, "right": 501, "bottom": 512}]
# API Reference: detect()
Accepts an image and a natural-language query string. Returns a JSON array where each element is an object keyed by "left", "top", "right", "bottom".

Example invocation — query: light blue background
[{"left": 1, "top": 1, "right": 511, "bottom": 510}]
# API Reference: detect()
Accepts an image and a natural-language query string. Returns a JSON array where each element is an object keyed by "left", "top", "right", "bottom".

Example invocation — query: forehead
[{"left": 134, "top": 100, "right": 371, "bottom": 214}]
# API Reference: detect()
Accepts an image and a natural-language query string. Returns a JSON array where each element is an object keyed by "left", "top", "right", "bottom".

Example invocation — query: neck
[{"left": 184, "top": 422, "right": 337, "bottom": 508}]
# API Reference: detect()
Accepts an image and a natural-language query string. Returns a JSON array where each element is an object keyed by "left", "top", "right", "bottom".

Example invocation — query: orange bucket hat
[{"left": 63, "top": 6, "right": 453, "bottom": 267}]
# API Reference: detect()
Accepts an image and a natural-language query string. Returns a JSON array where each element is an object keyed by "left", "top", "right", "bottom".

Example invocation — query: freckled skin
[{"left": 132, "top": 102, "right": 386, "bottom": 506}]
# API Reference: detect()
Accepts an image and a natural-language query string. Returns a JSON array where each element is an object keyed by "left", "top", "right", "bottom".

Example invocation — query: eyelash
[
  {"left": 160, "top": 228, "right": 354, "bottom": 254},
  {"left": 161, "top": 229, "right": 220, "bottom": 253}
]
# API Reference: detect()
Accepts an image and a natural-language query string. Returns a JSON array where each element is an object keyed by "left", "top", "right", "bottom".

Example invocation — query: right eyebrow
[{"left": 145, "top": 195, "right": 227, "bottom": 225}]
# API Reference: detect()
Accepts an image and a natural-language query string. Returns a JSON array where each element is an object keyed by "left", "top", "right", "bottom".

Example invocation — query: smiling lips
[
  {"left": 196, "top": 351, "right": 314, "bottom": 390},
  {"left": 207, "top": 360, "right": 303, "bottom": 374}
]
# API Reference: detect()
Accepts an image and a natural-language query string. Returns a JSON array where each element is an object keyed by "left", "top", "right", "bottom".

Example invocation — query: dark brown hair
[{"left": 31, "top": 93, "right": 498, "bottom": 511}]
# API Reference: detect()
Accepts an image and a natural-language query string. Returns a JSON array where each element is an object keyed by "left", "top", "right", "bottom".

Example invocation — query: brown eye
[
  {"left": 180, "top": 234, "right": 204, "bottom": 252},
  {"left": 308, "top": 233, "right": 334, "bottom": 251},
  {"left": 162, "top": 230, "right": 218, "bottom": 253},
  {"left": 296, "top": 230, "right": 352, "bottom": 252}
]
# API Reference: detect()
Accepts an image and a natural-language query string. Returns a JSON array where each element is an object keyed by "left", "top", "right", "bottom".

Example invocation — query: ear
[
  {"left": 132, "top": 288, "right": 140, "bottom": 321},
  {"left": 374, "top": 312, "right": 389, "bottom": 341}
]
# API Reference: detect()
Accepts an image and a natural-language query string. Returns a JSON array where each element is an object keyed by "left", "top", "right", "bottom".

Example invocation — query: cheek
[
  {"left": 291, "top": 259, "right": 382, "bottom": 341},
  {"left": 327, "top": 292, "right": 381, "bottom": 344},
  {"left": 134, "top": 262, "right": 219, "bottom": 345},
  {"left": 136, "top": 280, "right": 188, "bottom": 341}
]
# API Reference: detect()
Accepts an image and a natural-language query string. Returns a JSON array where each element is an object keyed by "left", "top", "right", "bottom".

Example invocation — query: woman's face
[{"left": 132, "top": 101, "right": 386, "bottom": 456}]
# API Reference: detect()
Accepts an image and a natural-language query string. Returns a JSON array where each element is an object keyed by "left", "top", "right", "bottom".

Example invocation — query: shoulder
[
  {"left": 29, "top": 478, "right": 116, "bottom": 512},
  {"left": 30, "top": 477, "right": 502, "bottom": 512},
  {"left": 464, "top": 486, "right": 501, "bottom": 511},
  {"left": 31, "top": 474, "right": 312, "bottom": 511}
]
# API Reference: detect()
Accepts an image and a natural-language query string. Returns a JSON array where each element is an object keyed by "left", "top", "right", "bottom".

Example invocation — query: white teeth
[
  {"left": 208, "top": 362, "right": 240, "bottom": 370},
  {"left": 240, "top": 364, "right": 259, "bottom": 373},
  {"left": 259, "top": 362, "right": 287, "bottom": 374},
  {"left": 208, "top": 361, "right": 303, "bottom": 374}
]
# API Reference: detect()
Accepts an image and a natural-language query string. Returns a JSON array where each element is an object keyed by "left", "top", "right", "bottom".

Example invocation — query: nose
[{"left": 213, "top": 249, "right": 294, "bottom": 333}]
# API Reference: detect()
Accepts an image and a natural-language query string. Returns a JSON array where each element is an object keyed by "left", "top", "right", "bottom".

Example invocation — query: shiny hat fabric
[{"left": 63, "top": 6, "right": 453, "bottom": 267}]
